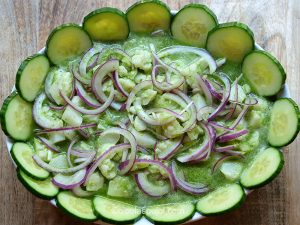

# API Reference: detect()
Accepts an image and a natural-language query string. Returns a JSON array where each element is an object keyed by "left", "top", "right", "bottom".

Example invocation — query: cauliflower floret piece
[
  {"left": 187, "top": 125, "right": 204, "bottom": 141},
  {"left": 191, "top": 93, "right": 207, "bottom": 112},
  {"left": 118, "top": 65, "right": 137, "bottom": 80},
  {"left": 248, "top": 131, "right": 260, "bottom": 147},
  {"left": 138, "top": 89, "right": 157, "bottom": 105},
  {"left": 134, "top": 116, "right": 147, "bottom": 131},
  {"left": 99, "top": 159, "right": 117, "bottom": 180},
  {"left": 107, "top": 176, "right": 135, "bottom": 198},
  {"left": 62, "top": 96, "right": 83, "bottom": 126},
  {"left": 229, "top": 85, "right": 246, "bottom": 103},
  {"left": 46, "top": 68, "right": 73, "bottom": 105},
  {"left": 85, "top": 172, "right": 104, "bottom": 191},
  {"left": 162, "top": 120, "right": 184, "bottom": 138},
  {"left": 253, "top": 97, "right": 269, "bottom": 111},
  {"left": 247, "top": 110, "right": 264, "bottom": 128},
  {"left": 131, "top": 49, "right": 152, "bottom": 72}
]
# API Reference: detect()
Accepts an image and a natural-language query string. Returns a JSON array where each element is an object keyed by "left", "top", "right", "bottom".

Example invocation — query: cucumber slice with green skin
[
  {"left": 126, "top": 0, "right": 171, "bottom": 33},
  {"left": 93, "top": 196, "right": 142, "bottom": 224},
  {"left": 56, "top": 191, "right": 97, "bottom": 222},
  {"left": 83, "top": 7, "right": 129, "bottom": 42},
  {"left": 196, "top": 184, "right": 246, "bottom": 216},
  {"left": 240, "top": 147, "right": 284, "bottom": 189},
  {"left": 16, "top": 54, "right": 50, "bottom": 102},
  {"left": 17, "top": 168, "right": 59, "bottom": 200},
  {"left": 242, "top": 50, "right": 286, "bottom": 96},
  {"left": 171, "top": 4, "right": 218, "bottom": 47},
  {"left": 46, "top": 23, "right": 92, "bottom": 65},
  {"left": 268, "top": 98, "right": 300, "bottom": 146},
  {"left": 145, "top": 202, "right": 195, "bottom": 225},
  {"left": 0, "top": 92, "right": 34, "bottom": 141},
  {"left": 11, "top": 142, "right": 49, "bottom": 180},
  {"left": 206, "top": 22, "right": 254, "bottom": 63}
]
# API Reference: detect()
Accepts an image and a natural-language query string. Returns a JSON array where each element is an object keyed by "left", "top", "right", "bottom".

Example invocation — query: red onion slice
[
  {"left": 84, "top": 143, "right": 132, "bottom": 185},
  {"left": 52, "top": 168, "right": 87, "bottom": 189},
  {"left": 71, "top": 149, "right": 96, "bottom": 158},
  {"left": 75, "top": 81, "right": 101, "bottom": 108},
  {"left": 135, "top": 172, "right": 170, "bottom": 197},
  {"left": 79, "top": 47, "right": 102, "bottom": 76},
  {"left": 92, "top": 59, "right": 118, "bottom": 101},
  {"left": 32, "top": 152, "right": 95, "bottom": 174},
  {"left": 36, "top": 136, "right": 60, "bottom": 152},
  {"left": 156, "top": 136, "right": 183, "bottom": 160},
  {"left": 151, "top": 65, "right": 184, "bottom": 91},
  {"left": 72, "top": 186, "right": 95, "bottom": 197},
  {"left": 209, "top": 121, "right": 233, "bottom": 131},
  {"left": 173, "top": 89, "right": 197, "bottom": 132},
  {"left": 120, "top": 159, "right": 176, "bottom": 191},
  {"left": 208, "top": 74, "right": 231, "bottom": 121},
  {"left": 230, "top": 105, "right": 250, "bottom": 130},
  {"left": 196, "top": 75, "right": 213, "bottom": 105},
  {"left": 211, "top": 155, "right": 243, "bottom": 174},
  {"left": 134, "top": 99, "right": 175, "bottom": 126},
  {"left": 150, "top": 44, "right": 181, "bottom": 75},
  {"left": 126, "top": 80, "right": 153, "bottom": 110},
  {"left": 70, "top": 63, "right": 91, "bottom": 86},
  {"left": 147, "top": 108, "right": 185, "bottom": 121},
  {"left": 67, "top": 140, "right": 77, "bottom": 167},
  {"left": 214, "top": 145, "right": 237, "bottom": 152},
  {"left": 112, "top": 70, "right": 129, "bottom": 97},
  {"left": 171, "top": 161, "right": 209, "bottom": 195},
  {"left": 157, "top": 46, "right": 217, "bottom": 74},
  {"left": 176, "top": 123, "right": 210, "bottom": 163},
  {"left": 60, "top": 86, "right": 114, "bottom": 115},
  {"left": 217, "top": 129, "right": 249, "bottom": 143},
  {"left": 33, "top": 93, "right": 63, "bottom": 129},
  {"left": 34, "top": 123, "right": 97, "bottom": 135},
  {"left": 204, "top": 79, "right": 223, "bottom": 101}
]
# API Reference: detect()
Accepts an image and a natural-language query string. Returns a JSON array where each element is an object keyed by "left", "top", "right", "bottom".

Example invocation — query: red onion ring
[
  {"left": 34, "top": 123, "right": 97, "bottom": 135},
  {"left": 126, "top": 80, "right": 153, "bottom": 111},
  {"left": 32, "top": 152, "right": 95, "bottom": 174},
  {"left": 157, "top": 45, "right": 217, "bottom": 74},
  {"left": 35, "top": 136, "right": 60, "bottom": 152},
  {"left": 171, "top": 161, "right": 209, "bottom": 195},
  {"left": 112, "top": 70, "right": 129, "bottom": 97},
  {"left": 217, "top": 129, "right": 249, "bottom": 143},
  {"left": 52, "top": 168, "right": 87, "bottom": 189},
  {"left": 60, "top": 86, "right": 114, "bottom": 115}
]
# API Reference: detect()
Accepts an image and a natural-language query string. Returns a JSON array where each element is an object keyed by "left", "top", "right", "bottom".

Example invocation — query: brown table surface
[{"left": 0, "top": 0, "right": 299, "bottom": 224}]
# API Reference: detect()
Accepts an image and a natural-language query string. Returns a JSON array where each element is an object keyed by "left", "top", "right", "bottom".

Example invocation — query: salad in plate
[{"left": 1, "top": 1, "right": 299, "bottom": 224}]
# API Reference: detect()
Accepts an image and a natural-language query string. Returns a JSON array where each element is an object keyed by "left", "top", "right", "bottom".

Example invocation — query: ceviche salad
[{"left": 1, "top": 1, "right": 299, "bottom": 224}]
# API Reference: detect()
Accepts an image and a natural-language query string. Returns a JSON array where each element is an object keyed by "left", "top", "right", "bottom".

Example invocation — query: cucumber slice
[
  {"left": 206, "top": 22, "right": 254, "bottom": 63},
  {"left": 268, "top": 98, "right": 300, "bottom": 146},
  {"left": 83, "top": 7, "right": 129, "bottom": 41},
  {"left": 126, "top": 0, "right": 171, "bottom": 33},
  {"left": 0, "top": 92, "right": 33, "bottom": 141},
  {"left": 11, "top": 142, "right": 49, "bottom": 180},
  {"left": 171, "top": 4, "right": 218, "bottom": 47},
  {"left": 17, "top": 168, "right": 59, "bottom": 200},
  {"left": 56, "top": 191, "right": 97, "bottom": 222},
  {"left": 196, "top": 184, "right": 245, "bottom": 216},
  {"left": 240, "top": 147, "right": 284, "bottom": 189},
  {"left": 93, "top": 196, "right": 142, "bottom": 224},
  {"left": 46, "top": 24, "right": 92, "bottom": 65},
  {"left": 242, "top": 50, "right": 286, "bottom": 96},
  {"left": 145, "top": 202, "right": 195, "bottom": 225},
  {"left": 16, "top": 54, "right": 50, "bottom": 102}
]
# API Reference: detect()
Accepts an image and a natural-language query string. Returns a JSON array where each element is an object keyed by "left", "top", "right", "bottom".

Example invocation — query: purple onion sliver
[
  {"left": 217, "top": 129, "right": 249, "bottom": 143},
  {"left": 36, "top": 136, "right": 60, "bottom": 152},
  {"left": 34, "top": 123, "right": 97, "bottom": 135}
]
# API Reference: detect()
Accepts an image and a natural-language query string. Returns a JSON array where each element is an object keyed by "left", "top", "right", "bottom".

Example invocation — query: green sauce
[{"left": 34, "top": 33, "right": 273, "bottom": 207}]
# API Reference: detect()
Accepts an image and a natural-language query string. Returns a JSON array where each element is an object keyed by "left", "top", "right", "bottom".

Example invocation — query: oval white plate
[{"left": 5, "top": 19, "right": 289, "bottom": 225}]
